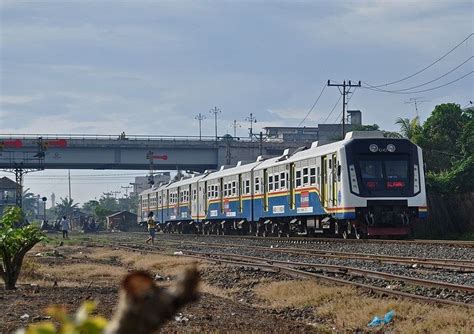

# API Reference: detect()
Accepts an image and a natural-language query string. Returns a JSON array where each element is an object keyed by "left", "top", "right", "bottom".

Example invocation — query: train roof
[
  {"left": 201, "top": 159, "right": 265, "bottom": 181},
  {"left": 165, "top": 174, "right": 207, "bottom": 189},
  {"left": 138, "top": 131, "right": 408, "bottom": 196}
]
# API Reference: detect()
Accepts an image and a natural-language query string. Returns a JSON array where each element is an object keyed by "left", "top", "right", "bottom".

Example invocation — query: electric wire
[
  {"left": 364, "top": 56, "right": 473, "bottom": 93},
  {"left": 297, "top": 83, "right": 327, "bottom": 126},
  {"left": 366, "top": 33, "right": 473, "bottom": 88},
  {"left": 363, "top": 71, "right": 473, "bottom": 95},
  {"left": 321, "top": 95, "right": 342, "bottom": 124}
]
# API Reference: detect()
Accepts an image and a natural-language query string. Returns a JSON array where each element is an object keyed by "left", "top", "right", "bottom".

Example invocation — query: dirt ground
[{"left": 1, "top": 236, "right": 473, "bottom": 333}]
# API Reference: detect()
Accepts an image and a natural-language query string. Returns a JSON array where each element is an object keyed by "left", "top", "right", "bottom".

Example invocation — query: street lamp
[
  {"left": 209, "top": 106, "right": 221, "bottom": 141},
  {"left": 41, "top": 196, "right": 47, "bottom": 222}
]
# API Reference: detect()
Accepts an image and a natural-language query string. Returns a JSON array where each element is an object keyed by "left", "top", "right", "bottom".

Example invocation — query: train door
[
  {"left": 332, "top": 154, "right": 337, "bottom": 206},
  {"left": 238, "top": 174, "right": 243, "bottom": 212},
  {"left": 166, "top": 189, "right": 170, "bottom": 217},
  {"left": 289, "top": 163, "right": 295, "bottom": 209},
  {"left": 188, "top": 184, "right": 192, "bottom": 214},
  {"left": 220, "top": 178, "right": 224, "bottom": 213},
  {"left": 321, "top": 156, "right": 328, "bottom": 207},
  {"left": 263, "top": 169, "right": 269, "bottom": 211},
  {"left": 203, "top": 181, "right": 208, "bottom": 216}
]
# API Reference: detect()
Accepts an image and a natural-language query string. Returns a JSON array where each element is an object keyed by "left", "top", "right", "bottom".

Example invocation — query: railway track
[
  {"left": 103, "top": 233, "right": 474, "bottom": 272},
  {"left": 88, "top": 239, "right": 473, "bottom": 308},
  {"left": 151, "top": 238, "right": 474, "bottom": 272},
  {"left": 143, "top": 232, "right": 474, "bottom": 248},
  {"left": 126, "top": 231, "right": 474, "bottom": 248}
]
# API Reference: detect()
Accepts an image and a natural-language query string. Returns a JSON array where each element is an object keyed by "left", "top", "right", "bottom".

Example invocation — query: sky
[{"left": 0, "top": 0, "right": 473, "bottom": 206}]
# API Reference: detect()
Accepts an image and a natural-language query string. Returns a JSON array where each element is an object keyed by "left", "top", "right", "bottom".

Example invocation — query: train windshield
[{"left": 357, "top": 155, "right": 410, "bottom": 195}]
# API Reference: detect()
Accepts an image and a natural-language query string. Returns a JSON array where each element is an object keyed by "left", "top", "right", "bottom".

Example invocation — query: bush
[{"left": 0, "top": 207, "right": 44, "bottom": 289}]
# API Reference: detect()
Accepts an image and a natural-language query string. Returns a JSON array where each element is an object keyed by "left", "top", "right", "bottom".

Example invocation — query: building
[
  {"left": 0, "top": 177, "right": 19, "bottom": 215},
  {"left": 130, "top": 173, "right": 171, "bottom": 197},
  {"left": 263, "top": 110, "right": 363, "bottom": 146},
  {"left": 106, "top": 211, "right": 140, "bottom": 231}
]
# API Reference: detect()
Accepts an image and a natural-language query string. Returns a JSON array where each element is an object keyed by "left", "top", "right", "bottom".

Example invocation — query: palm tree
[
  {"left": 22, "top": 189, "right": 38, "bottom": 220},
  {"left": 55, "top": 197, "right": 79, "bottom": 218},
  {"left": 395, "top": 117, "right": 421, "bottom": 140}
]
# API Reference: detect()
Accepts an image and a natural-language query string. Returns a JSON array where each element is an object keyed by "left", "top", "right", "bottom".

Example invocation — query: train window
[
  {"left": 385, "top": 160, "right": 408, "bottom": 179},
  {"left": 359, "top": 161, "right": 383, "bottom": 179},
  {"left": 296, "top": 170, "right": 302, "bottom": 188},
  {"left": 245, "top": 179, "right": 250, "bottom": 194},
  {"left": 193, "top": 189, "right": 197, "bottom": 200},
  {"left": 269, "top": 175, "right": 274, "bottom": 191},
  {"left": 232, "top": 181, "right": 236, "bottom": 196},
  {"left": 274, "top": 174, "right": 279, "bottom": 190},
  {"left": 280, "top": 172, "right": 286, "bottom": 189},
  {"left": 255, "top": 177, "right": 260, "bottom": 193},
  {"left": 303, "top": 167, "right": 309, "bottom": 186},
  {"left": 310, "top": 167, "right": 316, "bottom": 185}
]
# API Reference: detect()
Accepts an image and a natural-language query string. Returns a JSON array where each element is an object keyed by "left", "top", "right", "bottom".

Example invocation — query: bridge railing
[{"left": 0, "top": 133, "right": 259, "bottom": 142}]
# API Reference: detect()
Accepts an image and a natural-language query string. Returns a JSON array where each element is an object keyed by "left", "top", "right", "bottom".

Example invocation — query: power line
[
  {"left": 367, "top": 33, "right": 473, "bottom": 88},
  {"left": 364, "top": 56, "right": 473, "bottom": 93},
  {"left": 321, "top": 95, "right": 342, "bottom": 124},
  {"left": 363, "top": 71, "right": 473, "bottom": 95},
  {"left": 297, "top": 83, "right": 327, "bottom": 127}
]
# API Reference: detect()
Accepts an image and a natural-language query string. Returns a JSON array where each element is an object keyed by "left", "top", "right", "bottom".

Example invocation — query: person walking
[
  {"left": 60, "top": 215, "right": 70, "bottom": 239},
  {"left": 146, "top": 211, "right": 156, "bottom": 245}
]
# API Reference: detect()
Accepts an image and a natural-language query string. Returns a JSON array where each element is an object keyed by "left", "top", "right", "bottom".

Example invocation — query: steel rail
[
  {"left": 85, "top": 240, "right": 473, "bottom": 308},
  {"left": 177, "top": 249, "right": 474, "bottom": 294},
  {"left": 124, "top": 237, "right": 474, "bottom": 272}
]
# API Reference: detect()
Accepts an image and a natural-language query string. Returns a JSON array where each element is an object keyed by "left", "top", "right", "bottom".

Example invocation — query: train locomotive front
[{"left": 339, "top": 135, "right": 427, "bottom": 237}]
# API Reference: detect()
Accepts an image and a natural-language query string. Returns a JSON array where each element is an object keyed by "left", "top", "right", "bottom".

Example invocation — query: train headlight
[
  {"left": 369, "top": 144, "right": 378, "bottom": 152},
  {"left": 387, "top": 144, "right": 396, "bottom": 152}
]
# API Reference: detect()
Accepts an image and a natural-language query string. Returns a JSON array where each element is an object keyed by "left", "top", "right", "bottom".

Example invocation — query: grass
[{"left": 255, "top": 280, "right": 474, "bottom": 333}]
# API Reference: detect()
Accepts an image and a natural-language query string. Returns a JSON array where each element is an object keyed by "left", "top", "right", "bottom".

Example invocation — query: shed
[{"left": 106, "top": 211, "right": 140, "bottom": 231}]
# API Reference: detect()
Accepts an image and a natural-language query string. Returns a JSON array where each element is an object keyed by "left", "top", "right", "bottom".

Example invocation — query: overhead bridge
[{"left": 0, "top": 134, "right": 303, "bottom": 172}]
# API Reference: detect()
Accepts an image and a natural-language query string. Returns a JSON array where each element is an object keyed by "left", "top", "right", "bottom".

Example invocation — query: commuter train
[{"left": 138, "top": 132, "right": 427, "bottom": 238}]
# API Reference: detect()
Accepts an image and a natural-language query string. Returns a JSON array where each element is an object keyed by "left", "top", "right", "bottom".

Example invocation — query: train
[{"left": 138, "top": 131, "right": 427, "bottom": 238}]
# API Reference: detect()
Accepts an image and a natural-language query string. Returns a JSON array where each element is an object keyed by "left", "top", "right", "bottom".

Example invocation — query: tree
[
  {"left": 55, "top": 197, "right": 79, "bottom": 218},
  {"left": 415, "top": 103, "right": 469, "bottom": 172},
  {"left": 395, "top": 116, "right": 421, "bottom": 140},
  {"left": 22, "top": 189, "right": 38, "bottom": 220},
  {"left": 82, "top": 200, "right": 99, "bottom": 216},
  {"left": 0, "top": 206, "right": 44, "bottom": 289}
]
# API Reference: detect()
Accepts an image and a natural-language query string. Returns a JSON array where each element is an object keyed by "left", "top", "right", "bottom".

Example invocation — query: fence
[{"left": 413, "top": 192, "right": 474, "bottom": 238}]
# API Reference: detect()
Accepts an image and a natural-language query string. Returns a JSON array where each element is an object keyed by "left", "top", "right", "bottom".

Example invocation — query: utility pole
[
  {"left": 231, "top": 120, "right": 241, "bottom": 137},
  {"left": 111, "top": 190, "right": 121, "bottom": 199},
  {"left": 209, "top": 106, "right": 221, "bottom": 141},
  {"left": 68, "top": 169, "right": 72, "bottom": 201},
  {"left": 327, "top": 80, "right": 361, "bottom": 138},
  {"left": 121, "top": 185, "right": 132, "bottom": 197},
  {"left": 194, "top": 113, "right": 206, "bottom": 140},
  {"left": 245, "top": 113, "right": 257, "bottom": 139},
  {"left": 405, "top": 97, "right": 428, "bottom": 117}
]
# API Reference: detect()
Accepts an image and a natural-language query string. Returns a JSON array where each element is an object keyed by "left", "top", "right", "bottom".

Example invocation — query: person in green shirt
[{"left": 146, "top": 211, "right": 156, "bottom": 245}]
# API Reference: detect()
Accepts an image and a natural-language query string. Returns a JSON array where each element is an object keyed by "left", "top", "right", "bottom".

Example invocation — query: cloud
[{"left": 0, "top": 94, "right": 42, "bottom": 105}]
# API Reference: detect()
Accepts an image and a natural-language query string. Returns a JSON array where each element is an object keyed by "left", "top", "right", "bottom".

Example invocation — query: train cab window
[
  {"left": 295, "top": 170, "right": 302, "bottom": 188},
  {"left": 357, "top": 156, "right": 410, "bottom": 196},
  {"left": 310, "top": 167, "right": 316, "bottom": 185}
]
